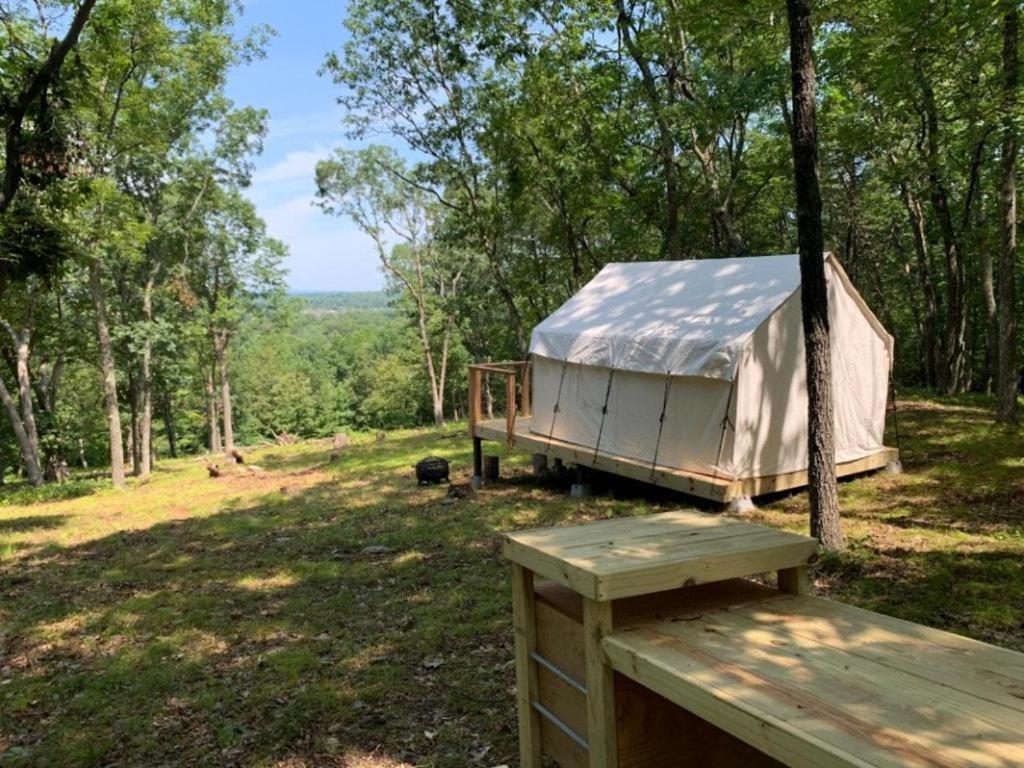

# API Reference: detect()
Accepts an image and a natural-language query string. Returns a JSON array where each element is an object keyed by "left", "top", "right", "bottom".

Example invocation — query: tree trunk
[
  {"left": 214, "top": 334, "right": 234, "bottom": 455},
  {"left": 899, "top": 183, "right": 939, "bottom": 387},
  {"left": 918, "top": 68, "right": 968, "bottom": 394},
  {"left": 88, "top": 261, "right": 126, "bottom": 488},
  {"left": 127, "top": 368, "right": 141, "bottom": 476},
  {"left": 162, "top": 389, "right": 178, "bottom": 459},
  {"left": 0, "top": 376, "right": 42, "bottom": 485},
  {"left": 979, "top": 205, "right": 998, "bottom": 394},
  {"left": 998, "top": 2, "right": 1019, "bottom": 423},
  {"left": 205, "top": 367, "right": 222, "bottom": 454},
  {"left": 138, "top": 277, "right": 154, "bottom": 475},
  {"left": 786, "top": 0, "right": 843, "bottom": 551}
]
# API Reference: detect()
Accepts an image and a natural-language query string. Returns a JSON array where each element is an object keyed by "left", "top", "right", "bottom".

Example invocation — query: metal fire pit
[{"left": 415, "top": 456, "right": 450, "bottom": 485}]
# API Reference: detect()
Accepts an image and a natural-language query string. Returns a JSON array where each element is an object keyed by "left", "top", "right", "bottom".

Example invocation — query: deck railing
[{"left": 468, "top": 360, "right": 531, "bottom": 446}]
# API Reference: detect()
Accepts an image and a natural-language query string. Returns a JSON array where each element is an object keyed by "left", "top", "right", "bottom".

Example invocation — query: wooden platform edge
[{"left": 474, "top": 418, "right": 898, "bottom": 503}]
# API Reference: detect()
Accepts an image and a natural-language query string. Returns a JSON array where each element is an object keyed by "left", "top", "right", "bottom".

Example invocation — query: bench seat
[{"left": 603, "top": 590, "right": 1024, "bottom": 768}]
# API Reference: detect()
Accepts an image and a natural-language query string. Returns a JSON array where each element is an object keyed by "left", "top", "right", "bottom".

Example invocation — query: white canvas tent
[{"left": 527, "top": 253, "right": 894, "bottom": 488}]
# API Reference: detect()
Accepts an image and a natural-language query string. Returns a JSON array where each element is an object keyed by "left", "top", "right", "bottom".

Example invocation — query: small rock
[
  {"left": 360, "top": 545, "right": 393, "bottom": 555},
  {"left": 421, "top": 656, "right": 445, "bottom": 669}
]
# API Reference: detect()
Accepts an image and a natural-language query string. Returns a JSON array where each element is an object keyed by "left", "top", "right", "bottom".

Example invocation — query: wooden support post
[
  {"left": 521, "top": 361, "right": 532, "bottom": 418},
  {"left": 506, "top": 372, "right": 517, "bottom": 446},
  {"left": 511, "top": 563, "right": 543, "bottom": 767},
  {"left": 468, "top": 367, "right": 482, "bottom": 434},
  {"left": 583, "top": 597, "right": 617, "bottom": 768},
  {"left": 778, "top": 565, "right": 810, "bottom": 595}
]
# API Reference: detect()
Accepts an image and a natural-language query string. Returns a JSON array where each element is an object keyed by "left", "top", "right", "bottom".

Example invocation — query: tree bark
[
  {"left": 979, "top": 204, "right": 998, "bottom": 394},
  {"left": 205, "top": 366, "right": 222, "bottom": 454},
  {"left": 899, "top": 183, "right": 939, "bottom": 386},
  {"left": 162, "top": 389, "right": 178, "bottom": 459},
  {"left": 88, "top": 261, "right": 126, "bottom": 488},
  {"left": 138, "top": 277, "right": 154, "bottom": 475},
  {"left": 0, "top": 375, "right": 42, "bottom": 485},
  {"left": 0, "top": 321, "right": 44, "bottom": 482},
  {"left": 998, "top": 2, "right": 1019, "bottom": 423},
  {"left": 786, "top": 0, "right": 843, "bottom": 551},
  {"left": 127, "top": 368, "right": 141, "bottom": 475},
  {"left": 917, "top": 67, "right": 968, "bottom": 394},
  {"left": 214, "top": 334, "right": 234, "bottom": 455}
]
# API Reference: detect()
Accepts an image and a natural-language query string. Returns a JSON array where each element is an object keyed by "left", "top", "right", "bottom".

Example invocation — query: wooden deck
[
  {"left": 474, "top": 416, "right": 898, "bottom": 503},
  {"left": 603, "top": 587, "right": 1024, "bottom": 767}
]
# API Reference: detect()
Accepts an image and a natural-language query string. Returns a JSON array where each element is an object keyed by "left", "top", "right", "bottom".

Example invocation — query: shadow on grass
[
  {"left": 0, "top": 514, "right": 68, "bottom": 534},
  {"left": 0, "top": 430, "right": 547, "bottom": 768},
  {"left": 0, "top": 481, "right": 103, "bottom": 508}
]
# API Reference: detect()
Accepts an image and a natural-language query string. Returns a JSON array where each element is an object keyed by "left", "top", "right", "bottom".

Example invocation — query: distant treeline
[{"left": 294, "top": 291, "right": 392, "bottom": 312}]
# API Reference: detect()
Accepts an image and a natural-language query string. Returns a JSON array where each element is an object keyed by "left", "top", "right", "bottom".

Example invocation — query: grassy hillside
[{"left": 0, "top": 394, "right": 1021, "bottom": 767}]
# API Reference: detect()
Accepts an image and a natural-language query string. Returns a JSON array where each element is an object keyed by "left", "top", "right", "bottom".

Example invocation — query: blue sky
[{"left": 225, "top": 0, "right": 384, "bottom": 292}]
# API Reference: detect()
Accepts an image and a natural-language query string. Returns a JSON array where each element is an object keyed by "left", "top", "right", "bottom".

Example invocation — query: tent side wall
[
  {"left": 530, "top": 357, "right": 737, "bottom": 478},
  {"left": 730, "top": 261, "right": 891, "bottom": 478}
]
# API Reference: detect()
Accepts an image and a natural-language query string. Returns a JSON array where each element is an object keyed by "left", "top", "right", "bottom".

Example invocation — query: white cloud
[
  {"left": 255, "top": 193, "right": 384, "bottom": 292},
  {"left": 252, "top": 147, "right": 328, "bottom": 186}
]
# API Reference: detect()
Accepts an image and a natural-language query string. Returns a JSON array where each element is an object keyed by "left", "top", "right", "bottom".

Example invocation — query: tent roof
[{"left": 529, "top": 255, "right": 806, "bottom": 380}]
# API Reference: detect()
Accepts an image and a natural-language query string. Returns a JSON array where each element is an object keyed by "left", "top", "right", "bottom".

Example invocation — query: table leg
[
  {"left": 778, "top": 564, "right": 810, "bottom": 595},
  {"left": 511, "top": 563, "right": 543, "bottom": 767},
  {"left": 583, "top": 597, "right": 617, "bottom": 768}
]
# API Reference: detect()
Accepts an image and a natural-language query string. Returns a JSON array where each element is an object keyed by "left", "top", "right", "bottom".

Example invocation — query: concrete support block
[{"left": 727, "top": 496, "right": 756, "bottom": 514}]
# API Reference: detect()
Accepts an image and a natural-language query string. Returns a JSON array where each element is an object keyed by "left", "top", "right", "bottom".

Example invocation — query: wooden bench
[
  {"left": 605, "top": 585, "right": 1024, "bottom": 767},
  {"left": 503, "top": 511, "right": 1024, "bottom": 768},
  {"left": 504, "top": 510, "right": 818, "bottom": 767}
]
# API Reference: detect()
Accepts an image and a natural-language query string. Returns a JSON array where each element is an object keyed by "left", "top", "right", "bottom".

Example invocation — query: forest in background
[{"left": 2, "top": 0, "right": 1022, "bottom": 490}]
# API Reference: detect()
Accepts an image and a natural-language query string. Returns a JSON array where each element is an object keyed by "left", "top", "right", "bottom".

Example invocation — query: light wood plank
[
  {"left": 777, "top": 565, "right": 810, "bottom": 595},
  {"left": 604, "top": 602, "right": 1024, "bottom": 768},
  {"left": 511, "top": 563, "right": 543, "bottom": 767},
  {"left": 503, "top": 510, "right": 817, "bottom": 601},
  {"left": 729, "top": 594, "right": 1024, "bottom": 713},
  {"left": 583, "top": 597, "right": 617, "bottom": 768}
]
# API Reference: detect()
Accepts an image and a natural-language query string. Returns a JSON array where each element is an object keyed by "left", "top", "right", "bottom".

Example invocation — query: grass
[{"left": 0, "top": 393, "right": 1022, "bottom": 767}]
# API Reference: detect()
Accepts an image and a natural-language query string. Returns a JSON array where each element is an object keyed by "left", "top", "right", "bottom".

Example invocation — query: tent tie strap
[
  {"left": 545, "top": 359, "right": 570, "bottom": 455},
  {"left": 591, "top": 367, "right": 616, "bottom": 468},
  {"left": 711, "top": 379, "right": 737, "bottom": 490},
  {"left": 649, "top": 371, "right": 673, "bottom": 484}
]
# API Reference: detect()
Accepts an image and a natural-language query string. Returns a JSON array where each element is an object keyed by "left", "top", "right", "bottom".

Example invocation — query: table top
[
  {"left": 502, "top": 510, "right": 817, "bottom": 601},
  {"left": 603, "top": 587, "right": 1024, "bottom": 767}
]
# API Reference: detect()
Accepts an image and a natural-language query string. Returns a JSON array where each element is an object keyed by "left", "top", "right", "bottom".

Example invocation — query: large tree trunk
[
  {"left": 88, "top": 261, "right": 126, "bottom": 488},
  {"left": 214, "top": 334, "right": 234, "bottom": 455},
  {"left": 162, "top": 389, "right": 178, "bottom": 459},
  {"left": 786, "top": 0, "right": 843, "bottom": 551},
  {"left": 998, "top": 2, "right": 1019, "bottom": 423}
]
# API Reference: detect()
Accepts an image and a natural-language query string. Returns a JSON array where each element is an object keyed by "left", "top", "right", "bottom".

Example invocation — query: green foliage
[{"left": 295, "top": 291, "right": 392, "bottom": 312}]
